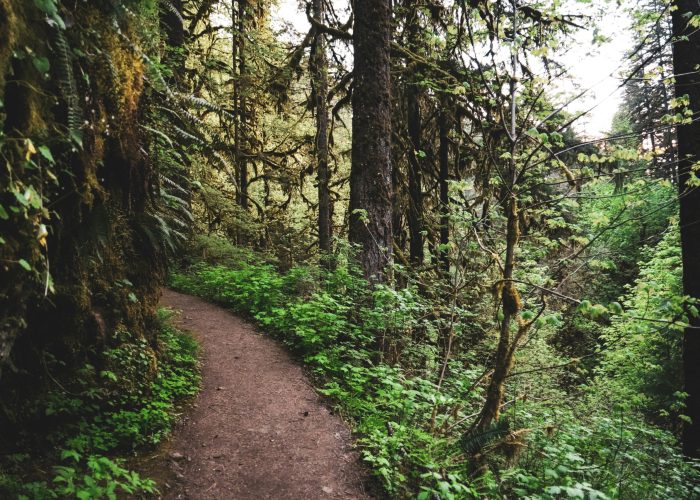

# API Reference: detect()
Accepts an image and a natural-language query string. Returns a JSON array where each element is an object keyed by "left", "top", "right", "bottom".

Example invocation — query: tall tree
[
  {"left": 404, "top": 0, "right": 424, "bottom": 265},
  {"left": 233, "top": 0, "right": 249, "bottom": 212},
  {"left": 310, "top": 0, "right": 332, "bottom": 254},
  {"left": 438, "top": 97, "right": 451, "bottom": 272},
  {"left": 349, "top": 0, "right": 393, "bottom": 281},
  {"left": 671, "top": 0, "right": 700, "bottom": 457},
  {"left": 624, "top": 0, "right": 675, "bottom": 177}
]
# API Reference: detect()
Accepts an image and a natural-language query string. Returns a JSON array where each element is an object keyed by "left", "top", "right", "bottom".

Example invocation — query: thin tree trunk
[
  {"left": 406, "top": 85, "right": 423, "bottom": 265},
  {"left": 477, "top": 194, "right": 520, "bottom": 430},
  {"left": 403, "top": 0, "right": 424, "bottom": 265},
  {"left": 438, "top": 100, "right": 450, "bottom": 273},
  {"left": 404, "top": 4, "right": 423, "bottom": 265},
  {"left": 672, "top": 0, "right": 700, "bottom": 458},
  {"left": 349, "top": 0, "right": 393, "bottom": 282},
  {"left": 232, "top": 0, "right": 240, "bottom": 210},
  {"left": 238, "top": 0, "right": 248, "bottom": 211},
  {"left": 311, "top": 0, "right": 331, "bottom": 254}
]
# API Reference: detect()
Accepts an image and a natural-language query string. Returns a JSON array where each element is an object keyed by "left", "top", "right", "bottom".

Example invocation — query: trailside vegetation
[
  {"left": 0, "top": 309, "right": 200, "bottom": 498},
  {"left": 171, "top": 232, "right": 698, "bottom": 497},
  {"left": 0, "top": 0, "right": 202, "bottom": 495}
]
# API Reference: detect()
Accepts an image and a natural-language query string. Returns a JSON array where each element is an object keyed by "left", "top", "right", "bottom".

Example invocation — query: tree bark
[
  {"left": 672, "top": 0, "right": 700, "bottom": 458},
  {"left": 349, "top": 0, "right": 393, "bottom": 281},
  {"left": 311, "top": 0, "right": 332, "bottom": 254},
  {"left": 234, "top": 0, "right": 249, "bottom": 211},
  {"left": 438, "top": 100, "right": 450, "bottom": 273},
  {"left": 406, "top": 83, "right": 424, "bottom": 265},
  {"left": 405, "top": 3, "right": 424, "bottom": 265}
]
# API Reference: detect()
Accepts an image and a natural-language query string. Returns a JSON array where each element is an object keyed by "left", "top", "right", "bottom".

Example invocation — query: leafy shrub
[
  {"left": 589, "top": 222, "right": 687, "bottom": 428},
  {"left": 0, "top": 309, "right": 200, "bottom": 499}
]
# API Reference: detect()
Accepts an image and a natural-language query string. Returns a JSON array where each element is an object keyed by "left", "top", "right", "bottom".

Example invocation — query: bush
[{"left": 0, "top": 309, "right": 200, "bottom": 499}]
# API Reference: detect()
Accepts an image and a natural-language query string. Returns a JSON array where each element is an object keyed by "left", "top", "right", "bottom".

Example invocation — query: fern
[
  {"left": 178, "top": 94, "right": 237, "bottom": 122},
  {"left": 159, "top": 173, "right": 189, "bottom": 195},
  {"left": 459, "top": 418, "right": 511, "bottom": 455},
  {"left": 53, "top": 29, "right": 82, "bottom": 138},
  {"left": 160, "top": 1, "right": 185, "bottom": 28}
]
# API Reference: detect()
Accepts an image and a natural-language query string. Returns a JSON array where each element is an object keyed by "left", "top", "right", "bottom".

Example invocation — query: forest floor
[{"left": 137, "top": 289, "right": 371, "bottom": 499}]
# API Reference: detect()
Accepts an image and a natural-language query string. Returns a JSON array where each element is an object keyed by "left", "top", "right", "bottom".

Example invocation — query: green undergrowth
[
  {"left": 170, "top": 244, "right": 700, "bottom": 499},
  {"left": 0, "top": 309, "right": 200, "bottom": 499}
]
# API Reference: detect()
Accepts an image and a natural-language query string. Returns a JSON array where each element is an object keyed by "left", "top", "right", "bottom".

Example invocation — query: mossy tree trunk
[
  {"left": 0, "top": 0, "right": 163, "bottom": 393},
  {"left": 349, "top": 0, "right": 394, "bottom": 282}
]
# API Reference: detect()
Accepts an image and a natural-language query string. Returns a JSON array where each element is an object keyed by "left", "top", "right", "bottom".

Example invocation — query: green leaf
[
  {"left": 14, "top": 190, "right": 29, "bottom": 207},
  {"left": 18, "top": 259, "right": 32, "bottom": 271},
  {"left": 60, "top": 449, "right": 81, "bottom": 462},
  {"left": 0, "top": 204, "right": 8, "bottom": 220},
  {"left": 38, "top": 145, "right": 55, "bottom": 163},
  {"left": 33, "top": 0, "right": 58, "bottom": 15},
  {"left": 31, "top": 55, "right": 50, "bottom": 74},
  {"left": 565, "top": 486, "right": 585, "bottom": 498},
  {"left": 100, "top": 370, "right": 118, "bottom": 382},
  {"left": 520, "top": 310, "right": 535, "bottom": 321},
  {"left": 70, "top": 129, "right": 84, "bottom": 148}
]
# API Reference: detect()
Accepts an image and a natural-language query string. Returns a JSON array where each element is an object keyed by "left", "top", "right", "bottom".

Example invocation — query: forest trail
[{"left": 140, "top": 289, "right": 371, "bottom": 499}]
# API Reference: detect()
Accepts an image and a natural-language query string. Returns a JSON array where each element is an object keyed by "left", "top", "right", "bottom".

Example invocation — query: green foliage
[
  {"left": 171, "top": 237, "right": 700, "bottom": 498},
  {"left": 502, "top": 413, "right": 700, "bottom": 499},
  {"left": 0, "top": 309, "right": 200, "bottom": 499},
  {"left": 589, "top": 221, "right": 688, "bottom": 428},
  {"left": 569, "top": 177, "right": 676, "bottom": 302},
  {"left": 50, "top": 454, "right": 156, "bottom": 500}
]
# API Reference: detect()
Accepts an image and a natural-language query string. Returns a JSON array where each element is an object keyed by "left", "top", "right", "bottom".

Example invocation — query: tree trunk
[
  {"left": 311, "top": 0, "right": 331, "bottom": 254},
  {"left": 477, "top": 194, "right": 521, "bottom": 431},
  {"left": 438, "top": 101, "right": 450, "bottom": 273},
  {"left": 404, "top": 3, "right": 423, "bottom": 265},
  {"left": 349, "top": 0, "right": 393, "bottom": 281},
  {"left": 234, "top": 0, "right": 248, "bottom": 211},
  {"left": 672, "top": 0, "right": 700, "bottom": 458},
  {"left": 406, "top": 84, "right": 424, "bottom": 265}
]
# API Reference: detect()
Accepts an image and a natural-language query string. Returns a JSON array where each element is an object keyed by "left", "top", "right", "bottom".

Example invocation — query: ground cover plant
[
  {"left": 0, "top": 309, "right": 200, "bottom": 499},
  {"left": 171, "top": 234, "right": 700, "bottom": 498}
]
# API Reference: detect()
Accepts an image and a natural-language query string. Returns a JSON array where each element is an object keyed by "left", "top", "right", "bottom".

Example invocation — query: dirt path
[{"left": 141, "top": 289, "right": 371, "bottom": 499}]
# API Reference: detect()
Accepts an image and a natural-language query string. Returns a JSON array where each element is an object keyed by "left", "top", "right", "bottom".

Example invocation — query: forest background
[{"left": 1, "top": 0, "right": 700, "bottom": 498}]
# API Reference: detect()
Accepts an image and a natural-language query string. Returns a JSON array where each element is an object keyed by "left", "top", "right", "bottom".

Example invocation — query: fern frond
[
  {"left": 160, "top": 1, "right": 185, "bottom": 28},
  {"left": 141, "top": 124, "right": 174, "bottom": 146},
  {"left": 178, "top": 94, "right": 236, "bottom": 122},
  {"left": 54, "top": 29, "right": 82, "bottom": 134},
  {"left": 459, "top": 419, "right": 511, "bottom": 455},
  {"left": 159, "top": 173, "right": 189, "bottom": 195}
]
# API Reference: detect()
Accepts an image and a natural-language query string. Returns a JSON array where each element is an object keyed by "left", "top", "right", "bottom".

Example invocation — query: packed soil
[{"left": 138, "top": 289, "right": 372, "bottom": 499}]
